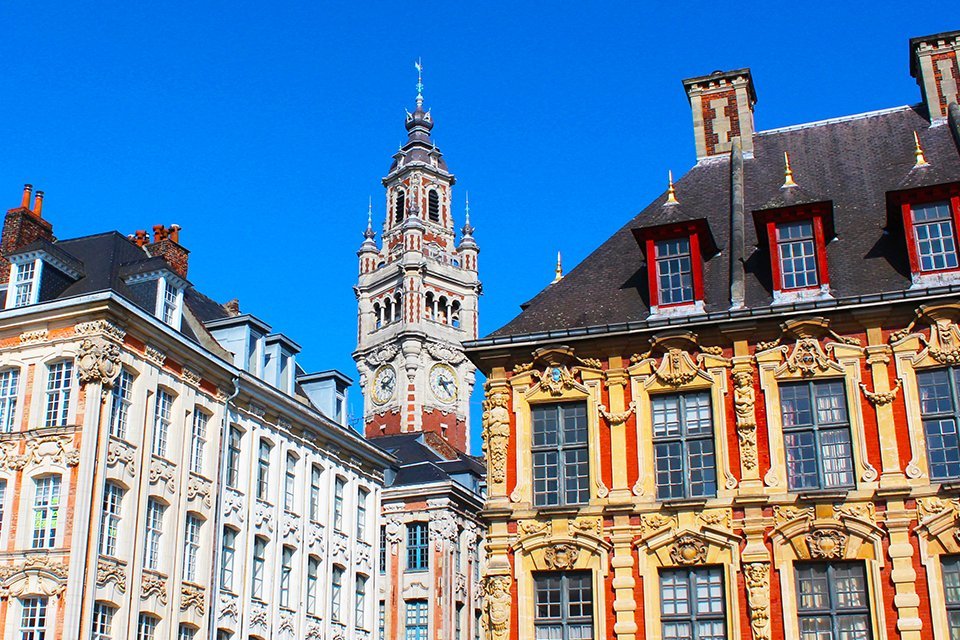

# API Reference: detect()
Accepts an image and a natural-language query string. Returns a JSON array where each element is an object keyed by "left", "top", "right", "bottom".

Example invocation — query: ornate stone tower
[{"left": 354, "top": 72, "right": 479, "bottom": 453}]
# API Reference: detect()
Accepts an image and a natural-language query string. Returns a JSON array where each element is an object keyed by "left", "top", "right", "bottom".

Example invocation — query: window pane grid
[
  {"left": 653, "top": 392, "right": 717, "bottom": 500},
  {"left": 183, "top": 514, "right": 201, "bottom": 582},
  {"left": 655, "top": 238, "right": 694, "bottom": 305},
  {"left": 152, "top": 390, "right": 173, "bottom": 458},
  {"left": 532, "top": 403, "right": 589, "bottom": 507},
  {"left": 796, "top": 562, "right": 871, "bottom": 640},
  {"left": 32, "top": 476, "right": 61, "bottom": 549},
  {"left": 944, "top": 556, "right": 960, "bottom": 639},
  {"left": 777, "top": 221, "right": 819, "bottom": 289},
  {"left": 108, "top": 370, "right": 133, "bottom": 439},
  {"left": 0, "top": 369, "right": 20, "bottom": 433},
  {"left": 143, "top": 499, "right": 164, "bottom": 570},
  {"left": 99, "top": 482, "right": 123, "bottom": 557},
  {"left": 534, "top": 572, "right": 593, "bottom": 640},
  {"left": 21, "top": 597, "right": 48, "bottom": 640},
  {"left": 407, "top": 522, "right": 429, "bottom": 570},
  {"left": 912, "top": 201, "right": 959, "bottom": 272},
  {"left": 14, "top": 261, "right": 36, "bottom": 307},
  {"left": 190, "top": 410, "right": 208, "bottom": 475},
  {"left": 44, "top": 361, "right": 72, "bottom": 427},
  {"left": 660, "top": 567, "right": 726, "bottom": 640},
  {"left": 917, "top": 368, "right": 960, "bottom": 480},
  {"left": 780, "top": 380, "right": 855, "bottom": 491}
]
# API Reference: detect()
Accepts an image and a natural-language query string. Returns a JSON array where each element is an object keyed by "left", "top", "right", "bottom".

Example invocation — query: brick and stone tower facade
[{"left": 354, "top": 81, "right": 480, "bottom": 453}]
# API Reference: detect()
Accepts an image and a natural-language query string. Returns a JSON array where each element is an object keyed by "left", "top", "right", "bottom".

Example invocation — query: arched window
[
  {"left": 424, "top": 292, "right": 434, "bottom": 321},
  {"left": 438, "top": 296, "right": 449, "bottom": 324},
  {"left": 374, "top": 303, "right": 382, "bottom": 329},
  {"left": 451, "top": 301, "right": 462, "bottom": 329},
  {"left": 428, "top": 190, "right": 440, "bottom": 222},
  {"left": 395, "top": 191, "right": 406, "bottom": 224},
  {"left": 393, "top": 293, "right": 402, "bottom": 323}
]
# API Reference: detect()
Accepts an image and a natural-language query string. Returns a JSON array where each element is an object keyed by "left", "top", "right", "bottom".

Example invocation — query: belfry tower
[{"left": 353, "top": 68, "right": 479, "bottom": 453}]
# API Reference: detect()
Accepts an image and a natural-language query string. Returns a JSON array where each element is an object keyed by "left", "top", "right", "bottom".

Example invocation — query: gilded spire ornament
[
  {"left": 782, "top": 151, "right": 797, "bottom": 188},
  {"left": 364, "top": 196, "right": 375, "bottom": 239},
  {"left": 552, "top": 251, "right": 563, "bottom": 283},
  {"left": 914, "top": 130, "right": 929, "bottom": 167},
  {"left": 666, "top": 170, "right": 679, "bottom": 205}
]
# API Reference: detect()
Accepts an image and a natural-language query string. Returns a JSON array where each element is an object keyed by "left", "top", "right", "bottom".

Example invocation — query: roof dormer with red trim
[
  {"left": 632, "top": 219, "right": 717, "bottom": 317},
  {"left": 890, "top": 182, "right": 960, "bottom": 288},
  {"left": 754, "top": 201, "right": 834, "bottom": 304}
]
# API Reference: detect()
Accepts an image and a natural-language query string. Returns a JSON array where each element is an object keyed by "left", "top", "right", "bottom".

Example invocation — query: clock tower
[{"left": 353, "top": 72, "right": 479, "bottom": 453}]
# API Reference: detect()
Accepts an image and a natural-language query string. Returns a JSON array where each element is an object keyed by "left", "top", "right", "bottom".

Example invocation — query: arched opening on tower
[
  {"left": 428, "top": 190, "right": 440, "bottom": 223},
  {"left": 395, "top": 191, "right": 406, "bottom": 224}
]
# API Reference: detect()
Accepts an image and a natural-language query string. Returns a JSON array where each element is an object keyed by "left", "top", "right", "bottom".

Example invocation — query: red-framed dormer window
[
  {"left": 632, "top": 220, "right": 714, "bottom": 311},
  {"left": 896, "top": 185, "right": 960, "bottom": 277},
  {"left": 757, "top": 204, "right": 832, "bottom": 295}
]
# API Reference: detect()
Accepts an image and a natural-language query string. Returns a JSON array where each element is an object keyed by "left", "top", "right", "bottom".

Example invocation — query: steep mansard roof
[{"left": 486, "top": 105, "right": 960, "bottom": 341}]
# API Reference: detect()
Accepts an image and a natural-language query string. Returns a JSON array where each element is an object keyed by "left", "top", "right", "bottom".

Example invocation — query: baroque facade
[
  {"left": 354, "top": 77, "right": 487, "bottom": 640},
  {"left": 0, "top": 190, "right": 393, "bottom": 639},
  {"left": 466, "top": 30, "right": 960, "bottom": 640}
]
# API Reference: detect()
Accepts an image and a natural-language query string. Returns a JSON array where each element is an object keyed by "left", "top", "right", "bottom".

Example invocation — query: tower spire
[
  {"left": 415, "top": 58, "right": 424, "bottom": 109},
  {"left": 552, "top": 251, "right": 563, "bottom": 283},
  {"left": 364, "top": 196, "right": 375, "bottom": 239}
]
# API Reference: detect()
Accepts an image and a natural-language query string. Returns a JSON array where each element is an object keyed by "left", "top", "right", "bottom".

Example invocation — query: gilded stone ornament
[
  {"left": 543, "top": 543, "right": 580, "bottom": 570},
  {"left": 481, "top": 391, "right": 511, "bottom": 484},
  {"left": 833, "top": 502, "right": 877, "bottom": 523},
  {"left": 805, "top": 530, "right": 847, "bottom": 559},
  {"left": 670, "top": 535, "right": 708, "bottom": 565},
  {"left": 140, "top": 573, "right": 168, "bottom": 604},
  {"left": 784, "top": 338, "right": 833, "bottom": 376},
  {"left": 698, "top": 509, "right": 732, "bottom": 529},
  {"left": 733, "top": 370, "right": 758, "bottom": 469},
  {"left": 77, "top": 337, "right": 122, "bottom": 387},
  {"left": 773, "top": 505, "right": 815, "bottom": 525},
  {"left": 568, "top": 517, "right": 602, "bottom": 537},
  {"left": 517, "top": 520, "right": 550, "bottom": 538},
  {"left": 655, "top": 348, "right": 699, "bottom": 387},
  {"left": 639, "top": 512, "right": 675, "bottom": 534},
  {"left": 578, "top": 357, "right": 604, "bottom": 369},
  {"left": 482, "top": 575, "right": 512, "bottom": 640},
  {"left": 917, "top": 496, "right": 959, "bottom": 521},
  {"left": 744, "top": 562, "right": 771, "bottom": 640},
  {"left": 927, "top": 317, "right": 960, "bottom": 364},
  {"left": 96, "top": 558, "right": 126, "bottom": 592},
  {"left": 859, "top": 378, "right": 902, "bottom": 406},
  {"left": 180, "top": 583, "right": 205, "bottom": 615},
  {"left": 538, "top": 365, "right": 579, "bottom": 396},
  {"left": 75, "top": 319, "right": 126, "bottom": 341},
  {"left": 598, "top": 403, "right": 635, "bottom": 426}
]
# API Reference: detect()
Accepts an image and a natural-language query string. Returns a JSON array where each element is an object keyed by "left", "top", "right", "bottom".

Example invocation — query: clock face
[
  {"left": 429, "top": 363, "right": 458, "bottom": 404},
  {"left": 372, "top": 366, "right": 396, "bottom": 405}
]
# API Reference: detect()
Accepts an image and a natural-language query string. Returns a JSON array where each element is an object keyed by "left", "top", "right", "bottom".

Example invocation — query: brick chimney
[
  {"left": 910, "top": 30, "right": 960, "bottom": 121},
  {"left": 683, "top": 69, "right": 757, "bottom": 160},
  {"left": 0, "top": 185, "right": 54, "bottom": 285},
  {"left": 144, "top": 224, "right": 189, "bottom": 279}
]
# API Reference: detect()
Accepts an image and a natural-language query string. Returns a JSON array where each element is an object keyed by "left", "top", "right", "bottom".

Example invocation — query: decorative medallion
[
  {"left": 805, "top": 530, "right": 847, "bottom": 559},
  {"left": 543, "top": 543, "right": 580, "bottom": 570},
  {"left": 77, "top": 337, "right": 122, "bottom": 387},
  {"left": 670, "top": 535, "right": 708, "bottom": 565}
]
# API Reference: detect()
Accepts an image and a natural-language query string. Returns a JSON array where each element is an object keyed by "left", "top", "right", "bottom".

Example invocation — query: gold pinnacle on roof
[
  {"left": 914, "top": 130, "right": 929, "bottom": 167},
  {"left": 665, "top": 170, "right": 678, "bottom": 205},
  {"left": 782, "top": 152, "right": 798, "bottom": 188},
  {"left": 552, "top": 251, "right": 563, "bottom": 283}
]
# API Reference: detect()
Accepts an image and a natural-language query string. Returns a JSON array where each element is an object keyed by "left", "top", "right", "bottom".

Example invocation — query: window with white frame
[
  {"left": 942, "top": 555, "right": 960, "bottom": 637},
  {"left": 280, "top": 546, "right": 294, "bottom": 608},
  {"left": 331, "top": 565, "right": 345, "bottom": 622},
  {"left": 251, "top": 536, "right": 267, "bottom": 600},
  {"left": 152, "top": 390, "right": 173, "bottom": 458},
  {"left": 660, "top": 567, "right": 726, "bottom": 640},
  {"left": 283, "top": 453, "right": 296, "bottom": 512},
  {"left": 776, "top": 220, "right": 819, "bottom": 289},
  {"left": 379, "top": 601, "right": 386, "bottom": 639},
  {"left": 44, "top": 361, "right": 72, "bottom": 427},
  {"left": 532, "top": 402, "right": 590, "bottom": 507},
  {"left": 795, "top": 562, "right": 870, "bottom": 640},
  {"left": 310, "top": 464, "right": 322, "bottom": 521},
  {"left": 916, "top": 368, "right": 960, "bottom": 481},
  {"left": 911, "top": 201, "right": 959, "bottom": 272},
  {"left": 160, "top": 279, "right": 180, "bottom": 326},
  {"left": 12, "top": 260, "right": 38, "bottom": 308},
  {"left": 652, "top": 391, "right": 717, "bottom": 501},
  {"left": 334, "top": 476, "right": 346, "bottom": 531},
  {"left": 108, "top": 369, "right": 133, "bottom": 439},
  {"left": 0, "top": 479, "right": 6, "bottom": 536},
  {"left": 183, "top": 514, "right": 202, "bottom": 582},
  {"left": 534, "top": 571, "right": 594, "bottom": 640},
  {"left": 356, "top": 574, "right": 368, "bottom": 628},
  {"left": 379, "top": 526, "right": 387, "bottom": 573},
  {"left": 20, "top": 596, "right": 48, "bottom": 640},
  {"left": 190, "top": 409, "right": 208, "bottom": 475},
  {"left": 220, "top": 526, "right": 237, "bottom": 591},
  {"left": 405, "top": 599, "right": 428, "bottom": 640},
  {"left": 99, "top": 482, "right": 123, "bottom": 556},
  {"left": 357, "top": 488, "right": 368, "bottom": 539},
  {"left": 91, "top": 602, "right": 115, "bottom": 640},
  {"left": 137, "top": 614, "right": 158, "bottom": 640},
  {"left": 143, "top": 498, "right": 164, "bottom": 570},
  {"left": 780, "top": 379, "right": 855, "bottom": 491},
  {"left": 456, "top": 603, "right": 464, "bottom": 640},
  {"left": 307, "top": 555, "right": 320, "bottom": 615},
  {"left": 0, "top": 369, "right": 20, "bottom": 432},
  {"left": 177, "top": 625, "right": 197, "bottom": 640},
  {"left": 226, "top": 427, "right": 241, "bottom": 489},
  {"left": 256, "top": 440, "right": 271, "bottom": 501},
  {"left": 32, "top": 476, "right": 61, "bottom": 549}
]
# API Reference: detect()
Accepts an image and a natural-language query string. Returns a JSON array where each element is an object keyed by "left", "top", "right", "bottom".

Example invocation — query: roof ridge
[{"left": 757, "top": 104, "right": 915, "bottom": 136}]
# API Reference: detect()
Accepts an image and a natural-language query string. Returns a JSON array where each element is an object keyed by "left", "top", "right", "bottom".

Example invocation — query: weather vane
[{"left": 415, "top": 58, "right": 424, "bottom": 108}]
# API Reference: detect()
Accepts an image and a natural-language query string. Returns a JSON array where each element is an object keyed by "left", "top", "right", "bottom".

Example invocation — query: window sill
[
  {"left": 797, "top": 489, "right": 850, "bottom": 502},
  {"left": 648, "top": 300, "right": 705, "bottom": 319},
  {"left": 533, "top": 505, "right": 585, "bottom": 516},
  {"left": 405, "top": 568, "right": 429, "bottom": 574},
  {"left": 911, "top": 270, "right": 960, "bottom": 289},
  {"left": 772, "top": 285, "right": 832, "bottom": 305},
  {"left": 660, "top": 497, "right": 710, "bottom": 509}
]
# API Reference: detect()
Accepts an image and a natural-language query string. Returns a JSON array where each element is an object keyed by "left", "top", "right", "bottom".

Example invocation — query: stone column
[{"left": 886, "top": 501, "right": 923, "bottom": 639}]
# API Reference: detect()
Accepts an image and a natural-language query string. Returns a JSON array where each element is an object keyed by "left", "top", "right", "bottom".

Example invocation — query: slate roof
[
  {"left": 371, "top": 432, "right": 485, "bottom": 489},
  {"left": 485, "top": 104, "right": 960, "bottom": 340}
]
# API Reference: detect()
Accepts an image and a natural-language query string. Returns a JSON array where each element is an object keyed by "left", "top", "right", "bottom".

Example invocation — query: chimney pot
[
  {"left": 910, "top": 30, "right": 960, "bottom": 121},
  {"left": 32, "top": 191, "right": 44, "bottom": 217},
  {"left": 169, "top": 224, "right": 181, "bottom": 243},
  {"left": 20, "top": 184, "right": 32, "bottom": 209},
  {"left": 682, "top": 68, "right": 757, "bottom": 160}
]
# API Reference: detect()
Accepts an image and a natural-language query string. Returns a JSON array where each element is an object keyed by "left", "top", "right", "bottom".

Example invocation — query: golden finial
[
  {"left": 665, "top": 170, "right": 678, "bottom": 205},
  {"left": 782, "top": 151, "right": 797, "bottom": 188},
  {"left": 914, "top": 131, "right": 929, "bottom": 167},
  {"left": 552, "top": 251, "right": 563, "bottom": 283}
]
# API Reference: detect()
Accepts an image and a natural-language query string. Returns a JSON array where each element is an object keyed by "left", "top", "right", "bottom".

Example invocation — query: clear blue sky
[{"left": 0, "top": 2, "right": 954, "bottom": 453}]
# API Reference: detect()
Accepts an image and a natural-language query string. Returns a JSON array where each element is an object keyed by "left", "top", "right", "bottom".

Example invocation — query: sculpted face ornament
[{"left": 543, "top": 543, "right": 580, "bottom": 570}]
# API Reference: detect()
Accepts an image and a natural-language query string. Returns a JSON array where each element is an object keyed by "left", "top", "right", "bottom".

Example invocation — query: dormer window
[
  {"left": 775, "top": 220, "right": 819, "bottom": 289},
  {"left": 756, "top": 203, "right": 832, "bottom": 303},
  {"left": 154, "top": 276, "right": 183, "bottom": 329},
  {"left": 11, "top": 260, "right": 39, "bottom": 308},
  {"left": 654, "top": 238, "right": 694, "bottom": 305},
  {"left": 893, "top": 186, "right": 960, "bottom": 286},
  {"left": 632, "top": 220, "right": 713, "bottom": 316}
]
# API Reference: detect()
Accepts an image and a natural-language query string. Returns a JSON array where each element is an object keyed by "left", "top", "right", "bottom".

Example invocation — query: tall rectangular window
[
  {"left": 13, "top": 261, "right": 37, "bottom": 308},
  {"left": 44, "top": 361, "right": 72, "bottom": 427},
  {"left": 331, "top": 565, "right": 344, "bottom": 622},
  {"left": 32, "top": 476, "right": 61, "bottom": 549},
  {"left": 0, "top": 479, "right": 7, "bottom": 536},
  {"left": 780, "top": 379, "right": 855, "bottom": 491},
  {"left": 652, "top": 391, "right": 717, "bottom": 500},
  {"left": 407, "top": 522, "right": 429, "bottom": 571},
  {"left": 912, "top": 201, "right": 959, "bottom": 272},
  {"left": 942, "top": 555, "right": 960, "bottom": 637},
  {"left": 283, "top": 454, "right": 297, "bottom": 512},
  {"left": 91, "top": 602, "right": 115, "bottom": 640},
  {"left": 108, "top": 369, "right": 133, "bottom": 439},
  {"left": 252, "top": 536, "right": 267, "bottom": 600},
  {"left": 0, "top": 369, "right": 20, "bottom": 432},
  {"left": 310, "top": 464, "right": 322, "bottom": 521},
  {"left": 177, "top": 626, "right": 196, "bottom": 640},
  {"left": 256, "top": 440, "right": 271, "bottom": 501},
  {"left": 226, "top": 427, "right": 241, "bottom": 489},
  {"left": 183, "top": 514, "right": 201, "bottom": 582},
  {"left": 152, "top": 390, "right": 173, "bottom": 458},
  {"left": 356, "top": 575, "right": 367, "bottom": 628},
  {"left": 161, "top": 280, "right": 179, "bottom": 325},
  {"left": 190, "top": 410, "right": 208, "bottom": 475},
  {"left": 379, "top": 601, "right": 386, "bottom": 639},
  {"left": 776, "top": 220, "right": 819, "bottom": 289},
  {"left": 220, "top": 527, "right": 237, "bottom": 591},
  {"left": 143, "top": 499, "right": 164, "bottom": 570},
  {"left": 279, "top": 546, "right": 294, "bottom": 608},
  {"left": 455, "top": 603, "right": 464, "bottom": 640},
  {"left": 655, "top": 238, "right": 694, "bottom": 305},
  {"left": 357, "top": 488, "right": 368, "bottom": 539},
  {"left": 534, "top": 571, "right": 593, "bottom": 640},
  {"left": 20, "top": 597, "right": 47, "bottom": 640},
  {"left": 916, "top": 368, "right": 960, "bottom": 480},
  {"left": 406, "top": 600, "right": 428, "bottom": 640},
  {"left": 137, "top": 614, "right": 158, "bottom": 640},
  {"left": 379, "top": 526, "right": 387, "bottom": 573},
  {"left": 99, "top": 482, "right": 123, "bottom": 556},
  {"left": 532, "top": 402, "right": 589, "bottom": 507},
  {"left": 334, "top": 476, "right": 346, "bottom": 531},
  {"left": 660, "top": 567, "right": 725, "bottom": 640},
  {"left": 796, "top": 562, "right": 870, "bottom": 640},
  {"left": 307, "top": 556, "right": 320, "bottom": 615}
]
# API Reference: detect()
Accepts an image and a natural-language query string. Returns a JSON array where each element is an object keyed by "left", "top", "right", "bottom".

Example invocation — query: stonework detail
[
  {"left": 860, "top": 378, "right": 902, "bottom": 406},
  {"left": 744, "top": 563, "right": 771, "bottom": 640},
  {"left": 144, "top": 344, "right": 166, "bottom": 366},
  {"left": 543, "top": 543, "right": 580, "bottom": 570},
  {"left": 186, "top": 474, "right": 212, "bottom": 508},
  {"left": 19, "top": 329, "right": 48, "bottom": 344},
  {"left": 96, "top": 558, "right": 126, "bottom": 592},
  {"left": 805, "top": 530, "right": 847, "bottom": 559},
  {"left": 482, "top": 391, "right": 510, "bottom": 484},
  {"left": 670, "top": 535, "right": 708, "bottom": 565},
  {"left": 148, "top": 458, "right": 176, "bottom": 494},
  {"left": 77, "top": 337, "right": 123, "bottom": 387},
  {"left": 482, "top": 575, "right": 512, "bottom": 640},
  {"left": 180, "top": 583, "right": 205, "bottom": 615},
  {"left": 784, "top": 338, "right": 834, "bottom": 376},
  {"left": 75, "top": 319, "right": 126, "bottom": 341},
  {"left": 106, "top": 439, "right": 137, "bottom": 476},
  {"left": 140, "top": 573, "right": 168, "bottom": 604},
  {"left": 733, "top": 369, "right": 758, "bottom": 469}
]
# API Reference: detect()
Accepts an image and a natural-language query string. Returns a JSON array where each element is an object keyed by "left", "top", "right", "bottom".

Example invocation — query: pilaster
[{"left": 886, "top": 500, "right": 923, "bottom": 639}]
